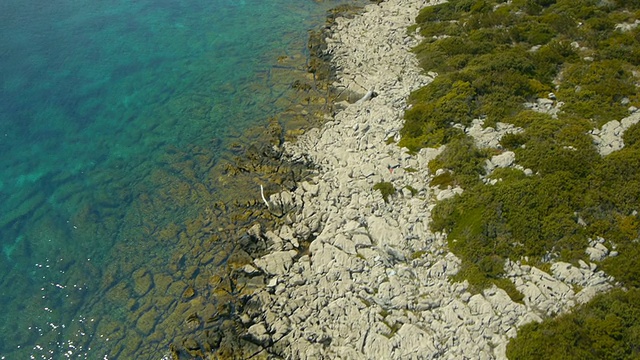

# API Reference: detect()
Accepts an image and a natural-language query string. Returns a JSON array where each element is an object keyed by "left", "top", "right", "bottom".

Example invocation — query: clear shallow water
[{"left": 0, "top": 0, "right": 356, "bottom": 358}]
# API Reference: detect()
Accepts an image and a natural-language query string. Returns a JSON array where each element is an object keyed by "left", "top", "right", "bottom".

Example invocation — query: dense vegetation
[
  {"left": 507, "top": 288, "right": 640, "bottom": 359},
  {"left": 403, "top": 0, "right": 640, "bottom": 358}
]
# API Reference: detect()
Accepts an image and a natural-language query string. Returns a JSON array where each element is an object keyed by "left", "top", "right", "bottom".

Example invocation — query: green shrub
[
  {"left": 599, "top": 31, "right": 640, "bottom": 65},
  {"left": 373, "top": 182, "right": 396, "bottom": 203},
  {"left": 468, "top": 28, "right": 512, "bottom": 46},
  {"left": 500, "top": 132, "right": 527, "bottom": 150},
  {"left": 430, "top": 171, "right": 456, "bottom": 189},
  {"left": 400, "top": 78, "right": 474, "bottom": 150},
  {"left": 451, "top": 261, "right": 493, "bottom": 294},
  {"left": 507, "top": 113, "right": 598, "bottom": 176},
  {"left": 404, "top": 185, "right": 419, "bottom": 196},
  {"left": 433, "top": 135, "right": 487, "bottom": 187},
  {"left": 510, "top": 21, "right": 557, "bottom": 45},
  {"left": 623, "top": 122, "right": 640, "bottom": 148},
  {"left": 556, "top": 60, "right": 636, "bottom": 125},
  {"left": 494, "top": 277, "right": 525, "bottom": 303},
  {"left": 466, "top": 5, "right": 517, "bottom": 29},
  {"left": 602, "top": 239, "right": 640, "bottom": 288},
  {"left": 488, "top": 167, "right": 528, "bottom": 181},
  {"left": 408, "top": 0, "right": 640, "bottom": 273},
  {"left": 472, "top": 47, "right": 536, "bottom": 74},
  {"left": 418, "top": 21, "right": 465, "bottom": 39},
  {"left": 507, "top": 288, "right": 640, "bottom": 359},
  {"left": 415, "top": 2, "right": 463, "bottom": 23},
  {"left": 540, "top": 11, "right": 575, "bottom": 34}
]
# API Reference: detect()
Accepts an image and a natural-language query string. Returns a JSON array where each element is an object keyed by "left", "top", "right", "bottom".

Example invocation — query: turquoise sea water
[{"left": 0, "top": 0, "right": 356, "bottom": 358}]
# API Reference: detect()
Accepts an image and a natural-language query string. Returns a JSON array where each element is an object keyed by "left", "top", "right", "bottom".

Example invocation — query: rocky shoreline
[{"left": 242, "top": 0, "right": 618, "bottom": 359}]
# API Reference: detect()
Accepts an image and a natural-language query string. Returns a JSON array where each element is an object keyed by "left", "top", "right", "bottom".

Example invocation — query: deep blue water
[{"left": 0, "top": 0, "right": 355, "bottom": 358}]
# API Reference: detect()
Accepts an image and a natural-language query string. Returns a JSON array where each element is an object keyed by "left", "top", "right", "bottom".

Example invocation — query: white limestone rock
[
  {"left": 254, "top": 250, "right": 297, "bottom": 276},
  {"left": 333, "top": 233, "right": 357, "bottom": 255},
  {"left": 391, "top": 323, "right": 438, "bottom": 358},
  {"left": 247, "top": 222, "right": 262, "bottom": 239},
  {"left": 592, "top": 113, "right": 640, "bottom": 155},
  {"left": 363, "top": 333, "right": 393, "bottom": 359},
  {"left": 466, "top": 119, "right": 523, "bottom": 148},
  {"left": 367, "top": 215, "right": 404, "bottom": 248},
  {"left": 436, "top": 187, "right": 463, "bottom": 201},
  {"left": 265, "top": 230, "right": 284, "bottom": 251},
  {"left": 247, "top": 323, "right": 271, "bottom": 346},
  {"left": 586, "top": 243, "right": 608, "bottom": 262},
  {"left": 242, "top": 264, "right": 261, "bottom": 276},
  {"left": 551, "top": 262, "right": 588, "bottom": 285},
  {"left": 468, "top": 294, "right": 494, "bottom": 316},
  {"left": 352, "top": 233, "right": 373, "bottom": 248},
  {"left": 491, "top": 151, "right": 516, "bottom": 168}
]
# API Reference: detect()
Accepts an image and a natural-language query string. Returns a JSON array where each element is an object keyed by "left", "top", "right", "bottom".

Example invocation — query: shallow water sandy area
[{"left": 0, "top": 0, "right": 363, "bottom": 358}]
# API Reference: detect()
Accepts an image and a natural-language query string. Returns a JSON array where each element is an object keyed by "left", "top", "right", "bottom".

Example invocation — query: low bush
[
  {"left": 373, "top": 182, "right": 396, "bottom": 203},
  {"left": 429, "top": 171, "right": 455, "bottom": 189},
  {"left": 507, "top": 288, "right": 640, "bottom": 359},
  {"left": 432, "top": 135, "right": 487, "bottom": 187},
  {"left": 623, "top": 122, "right": 640, "bottom": 148},
  {"left": 556, "top": 60, "right": 637, "bottom": 125}
]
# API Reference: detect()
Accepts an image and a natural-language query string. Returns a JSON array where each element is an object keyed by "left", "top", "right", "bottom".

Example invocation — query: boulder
[
  {"left": 391, "top": 323, "right": 438, "bottom": 358},
  {"left": 585, "top": 245, "right": 607, "bottom": 262},
  {"left": 468, "top": 294, "right": 493, "bottom": 316},
  {"left": 367, "top": 216, "right": 404, "bottom": 248},
  {"left": 363, "top": 333, "right": 393, "bottom": 359},
  {"left": 247, "top": 323, "right": 271, "bottom": 346},
  {"left": 551, "top": 262, "right": 586, "bottom": 284},
  {"left": 333, "top": 233, "right": 357, "bottom": 255},
  {"left": 254, "top": 250, "right": 297, "bottom": 276},
  {"left": 490, "top": 151, "right": 515, "bottom": 168},
  {"left": 352, "top": 233, "right": 372, "bottom": 248},
  {"left": 301, "top": 181, "right": 319, "bottom": 196}
]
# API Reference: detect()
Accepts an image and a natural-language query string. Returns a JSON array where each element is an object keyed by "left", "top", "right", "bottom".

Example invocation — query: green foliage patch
[
  {"left": 406, "top": 0, "right": 640, "bottom": 356},
  {"left": 506, "top": 288, "right": 640, "bottom": 359},
  {"left": 431, "top": 135, "right": 488, "bottom": 187},
  {"left": 623, "top": 122, "right": 640, "bottom": 148},
  {"left": 404, "top": 185, "right": 419, "bottom": 196},
  {"left": 404, "top": 0, "right": 640, "bottom": 152},
  {"left": 556, "top": 60, "right": 637, "bottom": 125},
  {"left": 410, "top": 0, "right": 640, "bottom": 278},
  {"left": 373, "top": 182, "right": 396, "bottom": 203}
]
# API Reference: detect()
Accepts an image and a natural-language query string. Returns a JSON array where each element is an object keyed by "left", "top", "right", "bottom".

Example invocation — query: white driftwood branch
[
  {"left": 356, "top": 87, "right": 375, "bottom": 104},
  {"left": 260, "top": 185, "right": 270, "bottom": 208}
]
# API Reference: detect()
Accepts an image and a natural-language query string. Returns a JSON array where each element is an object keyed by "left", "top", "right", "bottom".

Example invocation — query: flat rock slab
[{"left": 254, "top": 250, "right": 297, "bottom": 276}]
